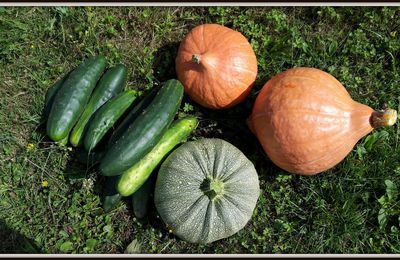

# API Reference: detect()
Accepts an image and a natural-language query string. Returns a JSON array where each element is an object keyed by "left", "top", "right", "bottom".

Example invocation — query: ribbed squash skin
[
  {"left": 248, "top": 67, "right": 394, "bottom": 175},
  {"left": 176, "top": 24, "right": 258, "bottom": 109},
  {"left": 155, "top": 138, "right": 260, "bottom": 244}
]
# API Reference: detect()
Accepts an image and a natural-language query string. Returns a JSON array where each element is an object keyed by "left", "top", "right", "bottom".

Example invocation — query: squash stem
[
  {"left": 192, "top": 54, "right": 201, "bottom": 64},
  {"left": 200, "top": 178, "right": 224, "bottom": 200},
  {"left": 371, "top": 108, "right": 397, "bottom": 128}
]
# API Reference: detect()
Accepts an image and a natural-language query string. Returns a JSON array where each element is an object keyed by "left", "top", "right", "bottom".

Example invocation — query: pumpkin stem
[
  {"left": 192, "top": 54, "right": 201, "bottom": 64},
  {"left": 371, "top": 108, "right": 397, "bottom": 128},
  {"left": 200, "top": 178, "right": 224, "bottom": 200}
]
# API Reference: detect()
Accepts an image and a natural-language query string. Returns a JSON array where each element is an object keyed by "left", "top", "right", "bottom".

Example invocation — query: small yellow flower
[
  {"left": 67, "top": 147, "right": 73, "bottom": 151},
  {"left": 26, "top": 143, "right": 35, "bottom": 151},
  {"left": 168, "top": 229, "right": 173, "bottom": 234},
  {"left": 390, "top": 31, "right": 397, "bottom": 37},
  {"left": 30, "top": 44, "right": 35, "bottom": 49},
  {"left": 41, "top": 180, "right": 49, "bottom": 188}
]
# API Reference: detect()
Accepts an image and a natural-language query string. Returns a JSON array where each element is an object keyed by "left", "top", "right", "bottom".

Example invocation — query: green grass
[{"left": 1, "top": 6, "right": 400, "bottom": 254}]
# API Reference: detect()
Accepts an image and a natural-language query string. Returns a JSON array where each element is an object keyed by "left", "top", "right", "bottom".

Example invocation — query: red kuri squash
[
  {"left": 175, "top": 24, "right": 258, "bottom": 109},
  {"left": 248, "top": 67, "right": 397, "bottom": 175}
]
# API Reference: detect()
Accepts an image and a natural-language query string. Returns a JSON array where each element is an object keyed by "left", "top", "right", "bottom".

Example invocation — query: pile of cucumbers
[{"left": 44, "top": 55, "right": 198, "bottom": 216}]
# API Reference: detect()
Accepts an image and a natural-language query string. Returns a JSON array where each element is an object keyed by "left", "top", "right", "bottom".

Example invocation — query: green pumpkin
[{"left": 154, "top": 138, "right": 260, "bottom": 244}]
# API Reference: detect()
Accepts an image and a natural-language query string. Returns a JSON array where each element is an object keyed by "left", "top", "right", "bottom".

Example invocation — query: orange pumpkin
[
  {"left": 247, "top": 67, "right": 397, "bottom": 175},
  {"left": 175, "top": 24, "right": 258, "bottom": 109}
]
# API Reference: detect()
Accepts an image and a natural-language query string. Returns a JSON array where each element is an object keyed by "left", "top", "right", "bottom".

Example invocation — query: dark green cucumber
[
  {"left": 99, "top": 79, "right": 184, "bottom": 176},
  {"left": 108, "top": 87, "right": 158, "bottom": 146},
  {"left": 56, "top": 135, "right": 69, "bottom": 146},
  {"left": 70, "top": 64, "right": 127, "bottom": 147},
  {"left": 117, "top": 116, "right": 198, "bottom": 196},
  {"left": 84, "top": 90, "right": 137, "bottom": 151},
  {"left": 44, "top": 74, "right": 69, "bottom": 118},
  {"left": 46, "top": 56, "right": 107, "bottom": 141},
  {"left": 132, "top": 176, "right": 154, "bottom": 218},
  {"left": 102, "top": 176, "right": 122, "bottom": 213}
]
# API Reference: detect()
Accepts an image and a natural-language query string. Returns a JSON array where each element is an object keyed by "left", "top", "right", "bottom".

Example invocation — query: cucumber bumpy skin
[
  {"left": 46, "top": 56, "right": 107, "bottom": 141},
  {"left": 70, "top": 64, "right": 127, "bottom": 147},
  {"left": 116, "top": 116, "right": 198, "bottom": 196},
  {"left": 84, "top": 90, "right": 137, "bottom": 151},
  {"left": 99, "top": 79, "right": 184, "bottom": 176},
  {"left": 108, "top": 87, "right": 158, "bottom": 147}
]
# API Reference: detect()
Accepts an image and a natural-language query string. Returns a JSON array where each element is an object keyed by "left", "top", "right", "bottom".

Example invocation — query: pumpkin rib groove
[
  {"left": 211, "top": 142, "right": 222, "bottom": 180},
  {"left": 200, "top": 202, "right": 214, "bottom": 243},
  {"left": 217, "top": 157, "right": 249, "bottom": 183},
  {"left": 214, "top": 200, "right": 231, "bottom": 239},
  {"left": 155, "top": 138, "right": 260, "bottom": 243},
  {"left": 223, "top": 64, "right": 257, "bottom": 77},
  {"left": 215, "top": 76, "right": 249, "bottom": 108},
  {"left": 251, "top": 113, "right": 349, "bottom": 144},
  {"left": 260, "top": 90, "right": 356, "bottom": 116},
  {"left": 222, "top": 164, "right": 255, "bottom": 184},
  {"left": 283, "top": 74, "right": 349, "bottom": 96},
  {"left": 207, "top": 30, "right": 241, "bottom": 51},
  {"left": 261, "top": 91, "right": 353, "bottom": 115},
  {"left": 218, "top": 196, "right": 248, "bottom": 231},
  {"left": 201, "top": 23, "right": 206, "bottom": 50},
  {"left": 248, "top": 67, "right": 397, "bottom": 175},
  {"left": 207, "top": 73, "right": 221, "bottom": 109},
  {"left": 282, "top": 69, "right": 350, "bottom": 97},
  {"left": 260, "top": 112, "right": 351, "bottom": 147},
  {"left": 189, "top": 30, "right": 202, "bottom": 54},
  {"left": 223, "top": 193, "right": 254, "bottom": 217},
  {"left": 224, "top": 186, "right": 259, "bottom": 201},
  {"left": 263, "top": 75, "right": 352, "bottom": 109},
  {"left": 169, "top": 194, "right": 206, "bottom": 232},
  {"left": 193, "top": 73, "right": 208, "bottom": 107},
  {"left": 191, "top": 142, "right": 213, "bottom": 179},
  {"left": 216, "top": 198, "right": 241, "bottom": 238}
]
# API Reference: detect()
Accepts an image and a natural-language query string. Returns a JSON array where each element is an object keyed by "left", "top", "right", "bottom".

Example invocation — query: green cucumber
[
  {"left": 108, "top": 87, "right": 158, "bottom": 146},
  {"left": 117, "top": 116, "right": 198, "bottom": 196},
  {"left": 100, "top": 79, "right": 184, "bottom": 176},
  {"left": 84, "top": 90, "right": 137, "bottom": 151},
  {"left": 102, "top": 176, "right": 122, "bottom": 213},
  {"left": 70, "top": 64, "right": 127, "bottom": 147},
  {"left": 44, "top": 74, "right": 69, "bottom": 118},
  {"left": 47, "top": 56, "right": 107, "bottom": 141},
  {"left": 56, "top": 135, "right": 69, "bottom": 146},
  {"left": 132, "top": 176, "right": 154, "bottom": 218}
]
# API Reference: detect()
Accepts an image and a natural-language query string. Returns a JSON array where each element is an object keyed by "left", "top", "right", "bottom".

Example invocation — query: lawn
[{"left": 1, "top": 6, "right": 400, "bottom": 254}]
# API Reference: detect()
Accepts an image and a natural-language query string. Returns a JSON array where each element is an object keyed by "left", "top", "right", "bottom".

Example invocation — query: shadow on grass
[
  {"left": 151, "top": 40, "right": 280, "bottom": 178},
  {"left": 0, "top": 219, "right": 42, "bottom": 253},
  {"left": 152, "top": 41, "right": 180, "bottom": 84}
]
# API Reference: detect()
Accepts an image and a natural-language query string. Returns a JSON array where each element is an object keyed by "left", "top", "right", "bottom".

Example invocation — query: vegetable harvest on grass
[
  {"left": 247, "top": 67, "right": 398, "bottom": 175},
  {"left": 4, "top": 7, "right": 400, "bottom": 253}
]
